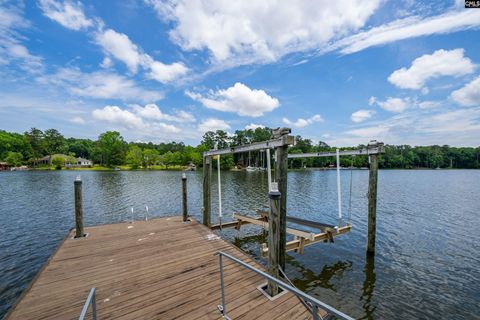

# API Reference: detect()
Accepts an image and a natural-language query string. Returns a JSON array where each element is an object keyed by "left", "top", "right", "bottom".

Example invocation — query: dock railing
[
  {"left": 79, "top": 287, "right": 97, "bottom": 320},
  {"left": 216, "top": 251, "right": 354, "bottom": 320}
]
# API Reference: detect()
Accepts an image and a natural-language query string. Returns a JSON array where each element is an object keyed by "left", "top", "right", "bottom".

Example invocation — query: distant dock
[{"left": 6, "top": 217, "right": 312, "bottom": 319}]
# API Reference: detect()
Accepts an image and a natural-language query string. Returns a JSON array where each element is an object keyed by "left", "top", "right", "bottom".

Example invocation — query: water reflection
[
  {"left": 360, "top": 255, "right": 376, "bottom": 320},
  {"left": 288, "top": 255, "right": 353, "bottom": 292}
]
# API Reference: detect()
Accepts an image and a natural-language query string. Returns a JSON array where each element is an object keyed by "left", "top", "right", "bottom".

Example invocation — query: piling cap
[
  {"left": 75, "top": 175, "right": 82, "bottom": 183},
  {"left": 268, "top": 182, "right": 281, "bottom": 199},
  {"left": 182, "top": 172, "right": 186, "bottom": 179},
  {"left": 269, "top": 190, "right": 281, "bottom": 199}
]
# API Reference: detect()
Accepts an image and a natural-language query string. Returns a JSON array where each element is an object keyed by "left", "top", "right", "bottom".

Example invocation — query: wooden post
[
  {"left": 203, "top": 156, "right": 212, "bottom": 227},
  {"left": 182, "top": 173, "right": 188, "bottom": 222},
  {"left": 275, "top": 144, "right": 288, "bottom": 270},
  {"left": 74, "top": 176, "right": 84, "bottom": 238},
  {"left": 367, "top": 150, "right": 379, "bottom": 255},
  {"left": 267, "top": 186, "right": 281, "bottom": 297}
]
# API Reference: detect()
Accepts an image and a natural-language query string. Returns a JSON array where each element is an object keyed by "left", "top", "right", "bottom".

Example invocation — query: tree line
[{"left": 0, "top": 128, "right": 479, "bottom": 169}]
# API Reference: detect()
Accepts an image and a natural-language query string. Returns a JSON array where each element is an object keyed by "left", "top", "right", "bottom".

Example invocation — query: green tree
[
  {"left": 126, "top": 145, "right": 143, "bottom": 169},
  {"left": 51, "top": 155, "right": 64, "bottom": 170},
  {"left": 96, "top": 131, "right": 126, "bottom": 167},
  {"left": 0, "top": 130, "right": 32, "bottom": 161},
  {"left": 67, "top": 138, "right": 94, "bottom": 159},
  {"left": 44, "top": 129, "right": 66, "bottom": 167},
  {"left": 5, "top": 151, "right": 23, "bottom": 166},
  {"left": 142, "top": 149, "right": 159, "bottom": 168},
  {"left": 24, "top": 128, "right": 45, "bottom": 165}
]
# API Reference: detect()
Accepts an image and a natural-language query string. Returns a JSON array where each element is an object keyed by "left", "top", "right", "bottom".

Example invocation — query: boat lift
[{"left": 203, "top": 127, "right": 384, "bottom": 256}]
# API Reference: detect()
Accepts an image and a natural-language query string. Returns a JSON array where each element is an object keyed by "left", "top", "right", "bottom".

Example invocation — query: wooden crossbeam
[
  {"left": 287, "top": 142, "right": 384, "bottom": 159},
  {"left": 261, "top": 225, "right": 351, "bottom": 255},
  {"left": 233, "top": 214, "right": 316, "bottom": 240},
  {"left": 256, "top": 210, "right": 335, "bottom": 230},
  {"left": 210, "top": 217, "right": 258, "bottom": 230},
  {"left": 203, "top": 135, "right": 294, "bottom": 157}
]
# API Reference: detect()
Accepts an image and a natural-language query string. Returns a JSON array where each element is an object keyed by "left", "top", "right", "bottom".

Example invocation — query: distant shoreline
[{"left": 3, "top": 167, "right": 478, "bottom": 172}]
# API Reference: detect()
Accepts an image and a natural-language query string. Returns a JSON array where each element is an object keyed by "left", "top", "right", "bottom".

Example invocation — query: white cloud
[
  {"left": 331, "top": 10, "right": 480, "bottom": 54},
  {"left": 351, "top": 109, "right": 375, "bottom": 123},
  {"left": 37, "top": 67, "right": 163, "bottom": 102},
  {"left": 39, "top": 3, "right": 188, "bottom": 83},
  {"left": 198, "top": 118, "right": 230, "bottom": 132},
  {"left": 245, "top": 123, "right": 265, "bottom": 130},
  {"left": 347, "top": 125, "right": 390, "bottom": 138},
  {"left": 175, "top": 110, "right": 196, "bottom": 123},
  {"left": 329, "top": 107, "right": 480, "bottom": 147},
  {"left": 388, "top": 49, "right": 475, "bottom": 90},
  {"left": 100, "top": 56, "right": 113, "bottom": 68},
  {"left": 0, "top": 5, "right": 43, "bottom": 73},
  {"left": 70, "top": 116, "right": 86, "bottom": 124},
  {"left": 450, "top": 76, "right": 480, "bottom": 107},
  {"left": 186, "top": 82, "right": 279, "bottom": 117},
  {"left": 418, "top": 101, "right": 442, "bottom": 109},
  {"left": 425, "top": 108, "right": 480, "bottom": 134},
  {"left": 147, "top": 60, "right": 189, "bottom": 83},
  {"left": 92, "top": 105, "right": 144, "bottom": 129},
  {"left": 132, "top": 103, "right": 196, "bottom": 122},
  {"left": 377, "top": 97, "right": 410, "bottom": 113},
  {"left": 92, "top": 105, "right": 182, "bottom": 133},
  {"left": 38, "top": 0, "right": 93, "bottom": 31},
  {"left": 368, "top": 96, "right": 377, "bottom": 106},
  {"left": 146, "top": 0, "right": 380, "bottom": 65},
  {"left": 95, "top": 28, "right": 189, "bottom": 83},
  {"left": 151, "top": 122, "right": 181, "bottom": 133},
  {"left": 282, "top": 114, "right": 323, "bottom": 128},
  {"left": 95, "top": 29, "right": 143, "bottom": 73}
]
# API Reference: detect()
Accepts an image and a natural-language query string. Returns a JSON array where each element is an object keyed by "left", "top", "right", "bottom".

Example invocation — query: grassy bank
[{"left": 29, "top": 164, "right": 187, "bottom": 171}]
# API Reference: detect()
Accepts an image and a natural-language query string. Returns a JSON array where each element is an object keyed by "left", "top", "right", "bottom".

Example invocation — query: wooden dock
[{"left": 7, "top": 216, "right": 312, "bottom": 319}]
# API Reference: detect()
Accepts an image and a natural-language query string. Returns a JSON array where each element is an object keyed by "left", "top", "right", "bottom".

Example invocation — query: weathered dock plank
[{"left": 7, "top": 216, "right": 310, "bottom": 319}]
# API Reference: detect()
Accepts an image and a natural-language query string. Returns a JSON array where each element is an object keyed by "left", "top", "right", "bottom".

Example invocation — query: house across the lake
[
  {"left": 38, "top": 155, "right": 93, "bottom": 167},
  {"left": 0, "top": 162, "right": 12, "bottom": 171},
  {"left": 73, "top": 157, "right": 93, "bottom": 167}
]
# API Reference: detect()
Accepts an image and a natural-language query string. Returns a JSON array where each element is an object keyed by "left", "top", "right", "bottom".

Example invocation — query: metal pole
[
  {"left": 312, "top": 305, "right": 320, "bottom": 320},
  {"left": 74, "top": 176, "right": 84, "bottom": 238},
  {"left": 182, "top": 173, "right": 188, "bottom": 222},
  {"left": 219, "top": 254, "right": 227, "bottom": 317},
  {"left": 266, "top": 148, "right": 272, "bottom": 191},
  {"left": 217, "top": 251, "right": 354, "bottom": 320},
  {"left": 336, "top": 148, "right": 342, "bottom": 226},
  {"left": 267, "top": 183, "right": 281, "bottom": 297},
  {"left": 92, "top": 289, "right": 97, "bottom": 320},
  {"left": 217, "top": 155, "right": 222, "bottom": 224}
]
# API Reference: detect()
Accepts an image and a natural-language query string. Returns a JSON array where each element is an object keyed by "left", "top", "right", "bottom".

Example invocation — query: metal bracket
[{"left": 217, "top": 305, "right": 232, "bottom": 320}]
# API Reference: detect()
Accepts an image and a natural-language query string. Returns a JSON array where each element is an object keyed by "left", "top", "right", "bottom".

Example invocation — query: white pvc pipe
[
  {"left": 217, "top": 154, "right": 222, "bottom": 218},
  {"left": 266, "top": 148, "right": 272, "bottom": 191},
  {"left": 336, "top": 149, "right": 342, "bottom": 225}
]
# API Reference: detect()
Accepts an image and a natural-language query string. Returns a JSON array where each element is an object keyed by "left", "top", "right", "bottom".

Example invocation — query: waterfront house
[
  {"left": 38, "top": 155, "right": 93, "bottom": 167},
  {"left": 74, "top": 157, "right": 93, "bottom": 167},
  {"left": 0, "top": 162, "right": 12, "bottom": 171}
]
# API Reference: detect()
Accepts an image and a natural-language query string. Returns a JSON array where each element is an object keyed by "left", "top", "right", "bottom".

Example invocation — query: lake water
[{"left": 0, "top": 170, "right": 479, "bottom": 319}]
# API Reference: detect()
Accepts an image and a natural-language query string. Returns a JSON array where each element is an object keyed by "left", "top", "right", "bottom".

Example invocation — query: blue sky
[{"left": 1, "top": 0, "right": 479, "bottom": 146}]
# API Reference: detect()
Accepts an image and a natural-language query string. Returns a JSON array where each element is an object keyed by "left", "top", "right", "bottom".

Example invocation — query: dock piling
[
  {"left": 274, "top": 141, "right": 289, "bottom": 270},
  {"left": 74, "top": 176, "right": 84, "bottom": 238},
  {"left": 182, "top": 173, "right": 188, "bottom": 222},
  {"left": 203, "top": 156, "right": 212, "bottom": 227},
  {"left": 267, "top": 184, "right": 281, "bottom": 297},
  {"left": 367, "top": 141, "right": 381, "bottom": 255}
]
